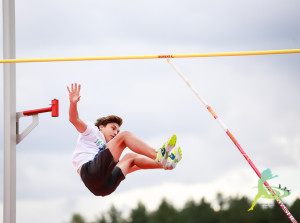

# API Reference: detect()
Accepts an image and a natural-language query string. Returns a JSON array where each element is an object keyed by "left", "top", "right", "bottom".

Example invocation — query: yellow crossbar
[{"left": 1, "top": 49, "right": 300, "bottom": 63}]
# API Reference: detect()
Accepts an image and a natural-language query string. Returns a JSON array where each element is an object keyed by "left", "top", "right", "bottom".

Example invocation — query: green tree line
[{"left": 66, "top": 194, "right": 300, "bottom": 223}]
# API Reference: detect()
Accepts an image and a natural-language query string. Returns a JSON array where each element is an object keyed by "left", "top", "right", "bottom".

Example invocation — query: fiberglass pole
[{"left": 167, "top": 59, "right": 298, "bottom": 223}]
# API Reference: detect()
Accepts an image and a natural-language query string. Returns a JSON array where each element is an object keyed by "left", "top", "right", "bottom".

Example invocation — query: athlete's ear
[{"left": 99, "top": 125, "right": 104, "bottom": 131}]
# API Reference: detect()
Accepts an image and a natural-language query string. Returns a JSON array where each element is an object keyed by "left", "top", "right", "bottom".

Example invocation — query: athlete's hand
[{"left": 67, "top": 83, "right": 81, "bottom": 104}]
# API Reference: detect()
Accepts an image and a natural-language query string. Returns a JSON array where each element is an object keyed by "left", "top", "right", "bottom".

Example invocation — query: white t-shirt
[{"left": 72, "top": 122, "right": 107, "bottom": 170}]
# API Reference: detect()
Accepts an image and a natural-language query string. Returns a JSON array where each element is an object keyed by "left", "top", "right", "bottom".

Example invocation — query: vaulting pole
[
  {"left": 3, "top": 0, "right": 17, "bottom": 223},
  {"left": 167, "top": 59, "right": 298, "bottom": 223}
]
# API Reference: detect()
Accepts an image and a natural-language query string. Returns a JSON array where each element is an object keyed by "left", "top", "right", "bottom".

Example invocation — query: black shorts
[{"left": 80, "top": 148, "right": 125, "bottom": 196}]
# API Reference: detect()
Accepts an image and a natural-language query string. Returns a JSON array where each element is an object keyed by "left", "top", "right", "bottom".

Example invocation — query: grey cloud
[{"left": 1, "top": 0, "right": 300, "bottom": 221}]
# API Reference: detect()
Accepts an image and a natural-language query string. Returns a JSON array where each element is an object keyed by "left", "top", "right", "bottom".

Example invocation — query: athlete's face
[{"left": 99, "top": 122, "right": 120, "bottom": 142}]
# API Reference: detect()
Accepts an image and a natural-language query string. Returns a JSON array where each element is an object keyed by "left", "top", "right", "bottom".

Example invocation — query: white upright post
[{"left": 3, "top": 0, "right": 17, "bottom": 223}]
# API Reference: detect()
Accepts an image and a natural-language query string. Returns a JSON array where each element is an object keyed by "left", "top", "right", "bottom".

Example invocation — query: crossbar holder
[{"left": 16, "top": 99, "right": 59, "bottom": 144}]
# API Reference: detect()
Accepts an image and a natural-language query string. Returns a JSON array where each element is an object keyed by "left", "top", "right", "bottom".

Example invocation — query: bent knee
[
  {"left": 115, "top": 131, "right": 134, "bottom": 143},
  {"left": 118, "top": 131, "right": 133, "bottom": 138},
  {"left": 122, "top": 152, "right": 138, "bottom": 161},
  {"left": 118, "top": 153, "right": 139, "bottom": 168}
]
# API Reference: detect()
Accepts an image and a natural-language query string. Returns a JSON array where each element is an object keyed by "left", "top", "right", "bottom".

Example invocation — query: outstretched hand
[{"left": 67, "top": 83, "right": 81, "bottom": 104}]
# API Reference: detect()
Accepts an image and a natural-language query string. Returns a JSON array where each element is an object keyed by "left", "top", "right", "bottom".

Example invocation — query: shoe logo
[
  {"left": 169, "top": 153, "right": 175, "bottom": 160},
  {"left": 161, "top": 148, "right": 166, "bottom": 156}
]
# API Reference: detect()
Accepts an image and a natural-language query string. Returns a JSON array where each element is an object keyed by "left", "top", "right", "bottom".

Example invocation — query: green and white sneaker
[
  {"left": 155, "top": 134, "right": 177, "bottom": 167},
  {"left": 165, "top": 146, "right": 182, "bottom": 170}
]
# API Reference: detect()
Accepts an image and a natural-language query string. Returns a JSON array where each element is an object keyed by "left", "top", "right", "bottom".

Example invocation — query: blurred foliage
[{"left": 66, "top": 194, "right": 300, "bottom": 223}]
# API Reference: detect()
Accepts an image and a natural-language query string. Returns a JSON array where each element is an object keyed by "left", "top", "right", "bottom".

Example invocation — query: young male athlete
[{"left": 68, "top": 83, "right": 182, "bottom": 196}]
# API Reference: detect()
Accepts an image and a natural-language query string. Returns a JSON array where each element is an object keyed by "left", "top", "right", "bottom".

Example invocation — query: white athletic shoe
[
  {"left": 164, "top": 146, "right": 182, "bottom": 170},
  {"left": 155, "top": 134, "right": 177, "bottom": 168}
]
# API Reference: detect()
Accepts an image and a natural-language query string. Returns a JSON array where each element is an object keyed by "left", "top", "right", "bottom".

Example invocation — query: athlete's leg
[
  {"left": 116, "top": 152, "right": 163, "bottom": 176},
  {"left": 127, "top": 165, "right": 141, "bottom": 174},
  {"left": 106, "top": 131, "right": 157, "bottom": 162}
]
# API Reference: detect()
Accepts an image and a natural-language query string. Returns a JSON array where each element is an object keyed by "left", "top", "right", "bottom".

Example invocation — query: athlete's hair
[{"left": 95, "top": 115, "right": 123, "bottom": 128}]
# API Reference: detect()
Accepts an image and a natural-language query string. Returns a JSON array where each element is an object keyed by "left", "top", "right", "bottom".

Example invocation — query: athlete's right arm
[{"left": 67, "top": 83, "right": 87, "bottom": 133}]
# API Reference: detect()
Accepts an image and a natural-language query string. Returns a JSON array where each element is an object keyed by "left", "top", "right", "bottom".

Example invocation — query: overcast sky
[{"left": 1, "top": 0, "right": 300, "bottom": 222}]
